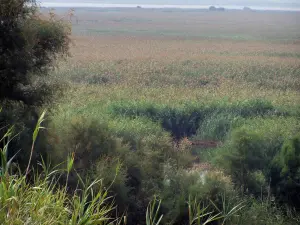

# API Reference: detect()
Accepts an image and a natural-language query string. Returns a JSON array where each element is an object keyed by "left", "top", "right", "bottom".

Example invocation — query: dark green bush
[
  {"left": 46, "top": 115, "right": 187, "bottom": 223},
  {"left": 215, "top": 118, "right": 300, "bottom": 206},
  {"left": 0, "top": 0, "right": 70, "bottom": 105},
  {"left": 271, "top": 133, "right": 300, "bottom": 208},
  {"left": 215, "top": 128, "right": 272, "bottom": 195},
  {"left": 48, "top": 117, "right": 117, "bottom": 170},
  {"left": 0, "top": 102, "right": 48, "bottom": 170}
]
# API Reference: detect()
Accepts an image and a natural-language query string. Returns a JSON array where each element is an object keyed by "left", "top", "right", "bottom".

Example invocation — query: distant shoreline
[{"left": 40, "top": 3, "right": 300, "bottom": 12}]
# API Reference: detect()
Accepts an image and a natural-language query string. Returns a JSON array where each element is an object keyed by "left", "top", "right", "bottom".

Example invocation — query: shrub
[
  {"left": 216, "top": 128, "right": 267, "bottom": 193},
  {"left": 271, "top": 133, "right": 300, "bottom": 208},
  {"left": 46, "top": 114, "right": 184, "bottom": 223},
  {"left": 215, "top": 117, "right": 300, "bottom": 196},
  {"left": 160, "top": 166, "right": 237, "bottom": 223},
  {"left": 232, "top": 199, "right": 295, "bottom": 225},
  {"left": 47, "top": 117, "right": 117, "bottom": 170},
  {"left": 88, "top": 157, "right": 130, "bottom": 214},
  {"left": 0, "top": 114, "right": 115, "bottom": 225},
  {"left": 46, "top": 117, "right": 138, "bottom": 205}
]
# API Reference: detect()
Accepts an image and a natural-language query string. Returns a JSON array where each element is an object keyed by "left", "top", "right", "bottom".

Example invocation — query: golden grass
[
  {"left": 52, "top": 35, "right": 300, "bottom": 108},
  {"left": 69, "top": 36, "right": 300, "bottom": 63},
  {"left": 47, "top": 9, "right": 300, "bottom": 113}
]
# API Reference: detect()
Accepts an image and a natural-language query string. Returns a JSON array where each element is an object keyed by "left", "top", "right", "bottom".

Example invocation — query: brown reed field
[
  {"left": 48, "top": 8, "right": 300, "bottom": 154},
  {"left": 49, "top": 8, "right": 300, "bottom": 108}
]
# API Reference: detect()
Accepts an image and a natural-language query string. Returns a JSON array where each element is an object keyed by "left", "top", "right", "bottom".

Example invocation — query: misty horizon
[
  {"left": 39, "top": 1, "right": 300, "bottom": 11},
  {"left": 39, "top": 0, "right": 300, "bottom": 8}
]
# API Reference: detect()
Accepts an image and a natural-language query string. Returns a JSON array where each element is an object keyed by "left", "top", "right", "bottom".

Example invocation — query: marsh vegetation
[{"left": 1, "top": 2, "right": 300, "bottom": 224}]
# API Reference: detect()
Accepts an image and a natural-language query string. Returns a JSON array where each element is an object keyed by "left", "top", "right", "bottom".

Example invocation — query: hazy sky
[
  {"left": 39, "top": 0, "right": 300, "bottom": 9},
  {"left": 40, "top": 0, "right": 299, "bottom": 5}
]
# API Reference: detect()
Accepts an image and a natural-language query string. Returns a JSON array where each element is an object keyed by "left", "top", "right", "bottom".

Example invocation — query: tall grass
[{"left": 0, "top": 112, "right": 115, "bottom": 225}]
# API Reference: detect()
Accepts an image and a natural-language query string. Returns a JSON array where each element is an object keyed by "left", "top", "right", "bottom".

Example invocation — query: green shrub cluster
[
  {"left": 38, "top": 97, "right": 299, "bottom": 224},
  {"left": 44, "top": 114, "right": 180, "bottom": 223},
  {"left": 271, "top": 133, "right": 300, "bottom": 208},
  {"left": 214, "top": 117, "right": 300, "bottom": 209},
  {"left": 2, "top": 96, "right": 299, "bottom": 224},
  {"left": 0, "top": 116, "right": 272, "bottom": 225}
]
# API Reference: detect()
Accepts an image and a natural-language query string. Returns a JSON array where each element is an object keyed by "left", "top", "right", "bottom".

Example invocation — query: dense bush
[
  {"left": 217, "top": 128, "right": 267, "bottom": 194},
  {"left": 215, "top": 118, "right": 300, "bottom": 201},
  {"left": 231, "top": 199, "right": 296, "bottom": 225},
  {"left": 47, "top": 117, "right": 118, "bottom": 168},
  {"left": 46, "top": 117, "right": 132, "bottom": 200},
  {"left": 159, "top": 164, "right": 237, "bottom": 223},
  {"left": 45, "top": 114, "right": 191, "bottom": 223},
  {"left": 271, "top": 133, "right": 300, "bottom": 208}
]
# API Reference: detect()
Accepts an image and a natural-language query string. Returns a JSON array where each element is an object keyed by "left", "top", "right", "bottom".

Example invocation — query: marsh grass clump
[{"left": 108, "top": 98, "right": 285, "bottom": 140}]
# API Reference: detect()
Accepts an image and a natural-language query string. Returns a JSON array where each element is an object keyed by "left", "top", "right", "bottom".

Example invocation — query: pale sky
[
  {"left": 39, "top": 0, "right": 300, "bottom": 8},
  {"left": 39, "top": 0, "right": 299, "bottom": 5}
]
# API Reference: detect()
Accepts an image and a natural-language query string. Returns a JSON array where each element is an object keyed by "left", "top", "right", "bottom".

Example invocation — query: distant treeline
[{"left": 209, "top": 6, "right": 225, "bottom": 11}]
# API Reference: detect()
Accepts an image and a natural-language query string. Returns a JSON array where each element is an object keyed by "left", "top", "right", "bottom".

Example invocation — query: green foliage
[
  {"left": 26, "top": 110, "right": 46, "bottom": 175},
  {"left": 48, "top": 117, "right": 117, "bottom": 169},
  {"left": 159, "top": 166, "right": 237, "bottom": 223},
  {"left": 88, "top": 157, "right": 130, "bottom": 211},
  {"left": 193, "top": 112, "right": 239, "bottom": 141},
  {"left": 231, "top": 199, "right": 297, "bottom": 225},
  {"left": 47, "top": 114, "right": 181, "bottom": 223},
  {"left": 0, "top": 166, "right": 115, "bottom": 224},
  {"left": 271, "top": 133, "right": 300, "bottom": 208},
  {"left": 0, "top": 0, "right": 70, "bottom": 105},
  {"left": 47, "top": 117, "right": 133, "bottom": 211},
  {"left": 109, "top": 99, "right": 282, "bottom": 140},
  {"left": 279, "top": 133, "right": 300, "bottom": 179},
  {"left": 0, "top": 126, "right": 16, "bottom": 176},
  {"left": 146, "top": 196, "right": 163, "bottom": 225},
  {"left": 0, "top": 117, "right": 115, "bottom": 225},
  {"left": 215, "top": 117, "right": 300, "bottom": 196},
  {"left": 219, "top": 128, "right": 266, "bottom": 193}
]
